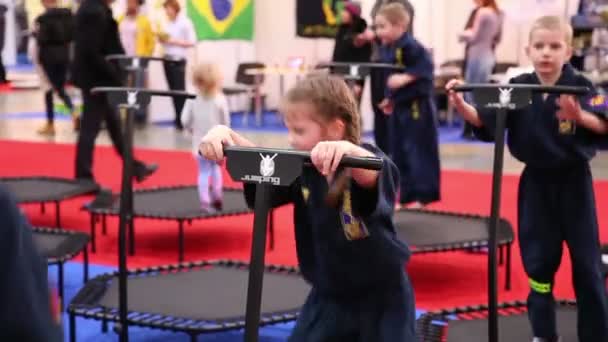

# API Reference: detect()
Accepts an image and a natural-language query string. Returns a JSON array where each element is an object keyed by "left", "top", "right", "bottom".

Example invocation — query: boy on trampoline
[
  {"left": 181, "top": 62, "right": 230, "bottom": 213},
  {"left": 446, "top": 15, "right": 608, "bottom": 342},
  {"left": 199, "top": 74, "right": 416, "bottom": 341}
]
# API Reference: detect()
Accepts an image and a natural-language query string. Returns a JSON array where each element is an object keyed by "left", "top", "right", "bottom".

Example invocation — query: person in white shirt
[
  {"left": 160, "top": 0, "right": 196, "bottom": 130},
  {"left": 181, "top": 62, "right": 229, "bottom": 213}
]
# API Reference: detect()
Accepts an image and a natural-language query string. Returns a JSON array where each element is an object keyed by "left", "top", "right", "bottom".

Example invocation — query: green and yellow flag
[{"left": 187, "top": 0, "right": 254, "bottom": 41}]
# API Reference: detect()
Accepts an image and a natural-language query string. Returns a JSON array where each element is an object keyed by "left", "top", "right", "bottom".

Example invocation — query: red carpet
[{"left": 2, "top": 139, "right": 608, "bottom": 310}]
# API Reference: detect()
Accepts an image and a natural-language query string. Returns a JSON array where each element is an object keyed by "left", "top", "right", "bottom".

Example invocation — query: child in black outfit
[
  {"left": 35, "top": 0, "right": 75, "bottom": 135},
  {"left": 332, "top": 1, "right": 371, "bottom": 102},
  {"left": 375, "top": 3, "right": 441, "bottom": 208},
  {"left": 447, "top": 15, "right": 608, "bottom": 342},
  {"left": 199, "top": 75, "right": 416, "bottom": 341}
]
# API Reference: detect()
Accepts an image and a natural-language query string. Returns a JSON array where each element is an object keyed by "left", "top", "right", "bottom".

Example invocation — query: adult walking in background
[
  {"left": 356, "top": 0, "right": 415, "bottom": 155},
  {"left": 159, "top": 0, "right": 196, "bottom": 130},
  {"left": 118, "top": 0, "right": 155, "bottom": 123},
  {"left": 0, "top": 3, "right": 8, "bottom": 85},
  {"left": 71, "top": 0, "right": 157, "bottom": 185},
  {"left": 458, "top": 0, "right": 503, "bottom": 139}
]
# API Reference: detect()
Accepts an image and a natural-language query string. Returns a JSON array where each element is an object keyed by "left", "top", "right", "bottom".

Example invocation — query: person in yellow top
[
  {"left": 118, "top": 0, "right": 155, "bottom": 123},
  {"left": 118, "top": 0, "right": 155, "bottom": 57}
]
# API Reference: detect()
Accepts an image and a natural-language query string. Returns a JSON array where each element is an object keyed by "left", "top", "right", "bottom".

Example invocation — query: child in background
[
  {"left": 375, "top": 3, "right": 441, "bottom": 208},
  {"left": 34, "top": 0, "right": 75, "bottom": 135},
  {"left": 181, "top": 62, "right": 230, "bottom": 213},
  {"left": 331, "top": 1, "right": 371, "bottom": 102}
]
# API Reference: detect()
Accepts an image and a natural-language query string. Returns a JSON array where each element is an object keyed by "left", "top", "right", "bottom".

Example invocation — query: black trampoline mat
[
  {"left": 94, "top": 187, "right": 250, "bottom": 219},
  {"left": 446, "top": 307, "right": 577, "bottom": 341},
  {"left": 98, "top": 267, "right": 311, "bottom": 321},
  {"left": 32, "top": 230, "right": 89, "bottom": 260},
  {"left": 394, "top": 211, "right": 512, "bottom": 248},
  {"left": 0, "top": 177, "right": 97, "bottom": 203},
  {"left": 34, "top": 233, "right": 67, "bottom": 257}
]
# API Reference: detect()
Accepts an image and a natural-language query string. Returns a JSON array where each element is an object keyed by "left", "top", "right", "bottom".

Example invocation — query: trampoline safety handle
[
  {"left": 453, "top": 84, "right": 590, "bottom": 95},
  {"left": 223, "top": 146, "right": 383, "bottom": 171}
]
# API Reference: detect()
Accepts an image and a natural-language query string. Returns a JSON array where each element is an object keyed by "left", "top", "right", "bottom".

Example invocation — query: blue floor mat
[
  {"left": 55, "top": 262, "right": 425, "bottom": 341},
  {"left": 0, "top": 110, "right": 488, "bottom": 145}
]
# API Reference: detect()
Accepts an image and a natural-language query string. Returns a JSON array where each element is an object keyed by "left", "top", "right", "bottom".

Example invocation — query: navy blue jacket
[
  {"left": 244, "top": 144, "right": 410, "bottom": 299},
  {"left": 378, "top": 32, "right": 434, "bottom": 105},
  {"left": 474, "top": 64, "right": 604, "bottom": 168},
  {"left": 0, "top": 186, "right": 62, "bottom": 342}
]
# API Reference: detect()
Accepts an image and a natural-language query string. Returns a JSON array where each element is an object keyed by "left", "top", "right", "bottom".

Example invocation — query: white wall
[{"left": 136, "top": 0, "right": 581, "bottom": 125}]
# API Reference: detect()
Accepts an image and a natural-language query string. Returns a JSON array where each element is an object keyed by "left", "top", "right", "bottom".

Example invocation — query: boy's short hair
[
  {"left": 282, "top": 74, "right": 361, "bottom": 144},
  {"left": 376, "top": 3, "right": 411, "bottom": 29},
  {"left": 529, "top": 15, "right": 573, "bottom": 45},
  {"left": 192, "top": 62, "right": 222, "bottom": 96}
]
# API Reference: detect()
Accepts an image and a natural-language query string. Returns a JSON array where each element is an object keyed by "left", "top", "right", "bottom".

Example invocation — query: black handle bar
[
  {"left": 454, "top": 84, "right": 590, "bottom": 95},
  {"left": 106, "top": 54, "right": 184, "bottom": 63},
  {"left": 224, "top": 146, "right": 383, "bottom": 170},
  {"left": 316, "top": 62, "right": 403, "bottom": 71},
  {"left": 91, "top": 87, "right": 196, "bottom": 99}
]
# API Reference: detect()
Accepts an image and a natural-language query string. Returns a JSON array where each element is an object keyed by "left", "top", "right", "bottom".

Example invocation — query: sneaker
[
  {"left": 532, "top": 337, "right": 562, "bottom": 342},
  {"left": 72, "top": 114, "right": 81, "bottom": 132},
  {"left": 200, "top": 204, "right": 217, "bottom": 214},
  {"left": 212, "top": 200, "right": 223, "bottom": 212},
  {"left": 407, "top": 201, "right": 425, "bottom": 209},
  {"left": 37, "top": 123, "right": 56, "bottom": 135},
  {"left": 134, "top": 163, "right": 158, "bottom": 183}
]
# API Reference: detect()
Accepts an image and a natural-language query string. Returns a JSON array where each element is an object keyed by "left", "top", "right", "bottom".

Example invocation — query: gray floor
[{"left": 2, "top": 88, "right": 608, "bottom": 179}]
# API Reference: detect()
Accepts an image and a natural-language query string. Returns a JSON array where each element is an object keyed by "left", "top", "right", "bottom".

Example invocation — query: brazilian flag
[{"left": 187, "top": 0, "right": 254, "bottom": 40}]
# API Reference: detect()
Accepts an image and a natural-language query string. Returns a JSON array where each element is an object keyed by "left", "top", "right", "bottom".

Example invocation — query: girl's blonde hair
[
  {"left": 282, "top": 74, "right": 361, "bottom": 144},
  {"left": 192, "top": 62, "right": 223, "bottom": 97}
]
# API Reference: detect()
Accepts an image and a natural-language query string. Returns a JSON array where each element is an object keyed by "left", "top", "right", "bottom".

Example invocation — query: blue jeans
[
  {"left": 464, "top": 54, "right": 495, "bottom": 104},
  {"left": 196, "top": 155, "right": 223, "bottom": 206}
]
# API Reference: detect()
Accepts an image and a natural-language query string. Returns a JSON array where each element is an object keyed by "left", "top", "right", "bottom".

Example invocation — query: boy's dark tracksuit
[
  {"left": 473, "top": 64, "right": 608, "bottom": 341},
  {"left": 378, "top": 32, "right": 441, "bottom": 205}
]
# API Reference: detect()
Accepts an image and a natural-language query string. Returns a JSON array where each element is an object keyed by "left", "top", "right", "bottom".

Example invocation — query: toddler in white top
[{"left": 181, "top": 62, "right": 230, "bottom": 212}]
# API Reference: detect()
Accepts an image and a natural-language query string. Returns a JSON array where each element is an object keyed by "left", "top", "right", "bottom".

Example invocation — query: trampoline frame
[
  {"left": 83, "top": 185, "right": 274, "bottom": 262},
  {"left": 67, "top": 260, "right": 302, "bottom": 342},
  {"left": 0, "top": 176, "right": 98, "bottom": 227},
  {"left": 34, "top": 226, "right": 90, "bottom": 310},
  {"left": 400, "top": 208, "right": 514, "bottom": 290},
  {"left": 415, "top": 300, "right": 577, "bottom": 342}
]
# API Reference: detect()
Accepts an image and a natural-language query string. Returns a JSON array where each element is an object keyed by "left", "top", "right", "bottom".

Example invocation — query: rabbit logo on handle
[
  {"left": 259, "top": 153, "right": 277, "bottom": 177},
  {"left": 127, "top": 91, "right": 138, "bottom": 106},
  {"left": 498, "top": 88, "right": 513, "bottom": 107}
]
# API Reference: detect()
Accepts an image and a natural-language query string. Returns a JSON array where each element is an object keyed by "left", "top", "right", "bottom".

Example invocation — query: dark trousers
[
  {"left": 75, "top": 90, "right": 144, "bottom": 181},
  {"left": 391, "top": 98, "right": 441, "bottom": 205},
  {"left": 41, "top": 62, "right": 73, "bottom": 123},
  {"left": 288, "top": 272, "right": 416, "bottom": 342},
  {"left": 370, "top": 68, "right": 391, "bottom": 155},
  {"left": 162, "top": 59, "right": 186, "bottom": 129},
  {"left": 0, "top": 53, "right": 6, "bottom": 83},
  {"left": 519, "top": 164, "right": 608, "bottom": 341}
]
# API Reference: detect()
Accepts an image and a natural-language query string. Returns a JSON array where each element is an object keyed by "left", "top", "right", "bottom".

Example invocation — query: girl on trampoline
[
  {"left": 182, "top": 62, "right": 230, "bottom": 213},
  {"left": 447, "top": 15, "right": 608, "bottom": 342},
  {"left": 199, "top": 74, "right": 416, "bottom": 341}
]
